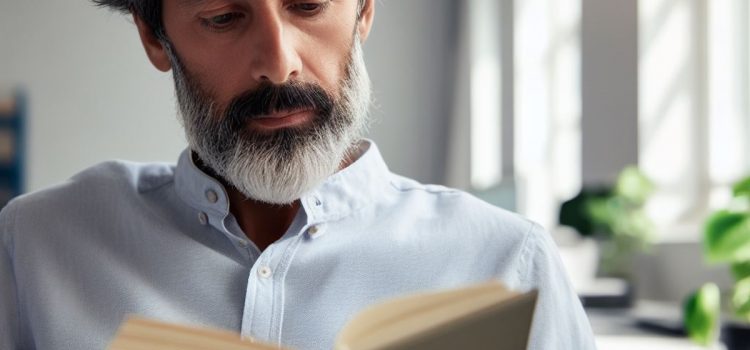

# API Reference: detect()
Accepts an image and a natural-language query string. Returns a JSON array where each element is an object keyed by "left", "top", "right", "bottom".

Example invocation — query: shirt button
[
  {"left": 258, "top": 266, "right": 272, "bottom": 278},
  {"left": 307, "top": 224, "right": 325, "bottom": 238},
  {"left": 238, "top": 240, "right": 249, "bottom": 248},
  {"left": 198, "top": 212, "right": 208, "bottom": 225},
  {"left": 206, "top": 190, "right": 219, "bottom": 204}
]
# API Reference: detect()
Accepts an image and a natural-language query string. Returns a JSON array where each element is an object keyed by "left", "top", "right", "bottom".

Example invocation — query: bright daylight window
[
  {"left": 462, "top": 0, "right": 582, "bottom": 230},
  {"left": 471, "top": 0, "right": 750, "bottom": 239},
  {"left": 469, "top": 0, "right": 750, "bottom": 238},
  {"left": 514, "top": 0, "right": 582, "bottom": 228},
  {"left": 639, "top": 0, "right": 750, "bottom": 238},
  {"left": 469, "top": 0, "right": 503, "bottom": 191}
]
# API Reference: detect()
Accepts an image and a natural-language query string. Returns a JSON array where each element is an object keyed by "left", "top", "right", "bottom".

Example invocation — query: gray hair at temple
[{"left": 92, "top": 0, "right": 368, "bottom": 41}]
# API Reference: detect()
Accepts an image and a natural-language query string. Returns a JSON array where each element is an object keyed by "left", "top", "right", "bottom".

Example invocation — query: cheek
[
  {"left": 165, "top": 6, "right": 358, "bottom": 105},
  {"left": 299, "top": 30, "right": 355, "bottom": 95},
  {"left": 168, "top": 46, "right": 244, "bottom": 109},
  {"left": 185, "top": 55, "right": 252, "bottom": 111},
  {"left": 301, "top": 47, "right": 347, "bottom": 93},
  {"left": 165, "top": 37, "right": 250, "bottom": 107}
]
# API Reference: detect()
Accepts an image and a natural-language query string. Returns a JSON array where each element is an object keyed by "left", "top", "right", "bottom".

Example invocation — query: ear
[
  {"left": 357, "top": 0, "right": 375, "bottom": 42},
  {"left": 133, "top": 13, "right": 172, "bottom": 72}
]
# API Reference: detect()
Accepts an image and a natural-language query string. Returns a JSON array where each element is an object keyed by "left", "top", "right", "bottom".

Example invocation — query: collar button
[
  {"left": 198, "top": 212, "right": 209, "bottom": 225},
  {"left": 307, "top": 224, "right": 325, "bottom": 238},
  {"left": 206, "top": 190, "right": 219, "bottom": 204}
]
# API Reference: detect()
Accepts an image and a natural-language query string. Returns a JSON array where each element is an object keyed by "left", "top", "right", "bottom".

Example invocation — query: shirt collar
[{"left": 174, "top": 139, "right": 391, "bottom": 225}]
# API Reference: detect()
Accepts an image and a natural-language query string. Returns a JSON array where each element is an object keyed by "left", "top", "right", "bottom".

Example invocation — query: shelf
[{"left": 0, "top": 91, "right": 24, "bottom": 208}]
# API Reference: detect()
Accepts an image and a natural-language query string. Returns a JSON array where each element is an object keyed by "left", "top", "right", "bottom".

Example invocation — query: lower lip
[{"left": 251, "top": 110, "right": 315, "bottom": 129}]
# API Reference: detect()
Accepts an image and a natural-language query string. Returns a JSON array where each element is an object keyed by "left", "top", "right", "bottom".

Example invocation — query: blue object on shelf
[{"left": 0, "top": 89, "right": 26, "bottom": 208}]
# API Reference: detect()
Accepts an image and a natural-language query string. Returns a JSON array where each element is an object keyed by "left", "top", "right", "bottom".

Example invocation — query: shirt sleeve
[
  {"left": 520, "top": 223, "right": 597, "bottom": 350},
  {"left": 0, "top": 203, "right": 20, "bottom": 350}
]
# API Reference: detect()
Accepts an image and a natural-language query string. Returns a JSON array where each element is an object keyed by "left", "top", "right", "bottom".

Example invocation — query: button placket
[
  {"left": 242, "top": 249, "right": 278, "bottom": 339},
  {"left": 254, "top": 253, "right": 275, "bottom": 283},
  {"left": 241, "top": 229, "right": 303, "bottom": 342}
]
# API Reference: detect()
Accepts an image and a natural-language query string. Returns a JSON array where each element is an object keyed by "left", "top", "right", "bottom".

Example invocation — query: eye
[
  {"left": 201, "top": 12, "right": 244, "bottom": 31},
  {"left": 289, "top": 1, "right": 331, "bottom": 17}
]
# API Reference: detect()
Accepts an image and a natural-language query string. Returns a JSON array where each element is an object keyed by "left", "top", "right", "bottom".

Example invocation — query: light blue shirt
[{"left": 0, "top": 140, "right": 595, "bottom": 349}]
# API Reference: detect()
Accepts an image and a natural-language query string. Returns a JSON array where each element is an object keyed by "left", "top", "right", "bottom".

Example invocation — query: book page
[
  {"left": 336, "top": 282, "right": 537, "bottom": 350},
  {"left": 108, "top": 316, "right": 285, "bottom": 350}
]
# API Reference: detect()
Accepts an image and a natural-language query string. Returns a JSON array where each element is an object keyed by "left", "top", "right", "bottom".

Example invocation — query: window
[
  {"left": 514, "top": 0, "right": 582, "bottom": 228},
  {"left": 466, "top": 0, "right": 750, "bottom": 238},
  {"left": 640, "top": 0, "right": 750, "bottom": 236}
]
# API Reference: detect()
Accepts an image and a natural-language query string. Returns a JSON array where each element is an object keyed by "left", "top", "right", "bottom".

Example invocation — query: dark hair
[
  {"left": 93, "top": 0, "right": 366, "bottom": 40},
  {"left": 92, "top": 0, "right": 166, "bottom": 39}
]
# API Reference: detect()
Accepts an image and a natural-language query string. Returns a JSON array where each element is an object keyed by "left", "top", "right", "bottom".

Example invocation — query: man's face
[
  {"left": 140, "top": 0, "right": 373, "bottom": 204},
  {"left": 160, "top": 0, "right": 366, "bottom": 121}
]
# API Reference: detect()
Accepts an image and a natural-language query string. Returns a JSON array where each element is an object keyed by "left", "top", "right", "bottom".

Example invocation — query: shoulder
[
  {"left": 67, "top": 159, "right": 176, "bottom": 193},
  {"left": 390, "top": 175, "right": 538, "bottom": 231},
  {"left": 385, "top": 174, "right": 539, "bottom": 254},
  {"left": 0, "top": 160, "right": 175, "bottom": 231},
  {"left": 23, "top": 159, "right": 173, "bottom": 202},
  {"left": 383, "top": 175, "right": 595, "bottom": 348}
]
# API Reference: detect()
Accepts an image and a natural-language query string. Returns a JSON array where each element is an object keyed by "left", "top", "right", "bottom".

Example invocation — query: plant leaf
[
  {"left": 615, "top": 166, "right": 653, "bottom": 204},
  {"left": 704, "top": 210, "right": 750, "bottom": 263},
  {"left": 732, "top": 261, "right": 750, "bottom": 281},
  {"left": 558, "top": 187, "right": 612, "bottom": 237},
  {"left": 733, "top": 176, "right": 750, "bottom": 199},
  {"left": 733, "top": 277, "right": 750, "bottom": 321},
  {"left": 586, "top": 197, "right": 613, "bottom": 227},
  {"left": 684, "top": 283, "right": 721, "bottom": 346}
]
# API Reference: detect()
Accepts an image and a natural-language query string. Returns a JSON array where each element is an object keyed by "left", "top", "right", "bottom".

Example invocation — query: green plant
[
  {"left": 685, "top": 283, "right": 721, "bottom": 345},
  {"left": 685, "top": 175, "right": 750, "bottom": 345},
  {"left": 559, "top": 166, "right": 656, "bottom": 276}
]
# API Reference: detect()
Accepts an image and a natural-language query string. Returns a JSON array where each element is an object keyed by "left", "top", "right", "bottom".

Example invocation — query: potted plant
[
  {"left": 559, "top": 166, "right": 656, "bottom": 278},
  {"left": 685, "top": 176, "right": 750, "bottom": 348}
]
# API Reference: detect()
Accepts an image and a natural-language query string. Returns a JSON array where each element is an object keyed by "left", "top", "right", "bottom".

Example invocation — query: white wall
[
  {"left": 0, "top": 1, "right": 183, "bottom": 192},
  {"left": 0, "top": 0, "right": 458, "bottom": 192},
  {"left": 580, "top": 0, "right": 639, "bottom": 186},
  {"left": 364, "top": 0, "right": 459, "bottom": 185}
]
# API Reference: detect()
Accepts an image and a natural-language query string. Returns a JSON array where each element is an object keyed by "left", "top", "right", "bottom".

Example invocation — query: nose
[{"left": 249, "top": 9, "right": 302, "bottom": 84}]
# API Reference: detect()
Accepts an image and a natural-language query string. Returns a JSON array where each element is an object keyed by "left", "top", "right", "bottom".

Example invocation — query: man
[{"left": 0, "top": 1, "right": 596, "bottom": 349}]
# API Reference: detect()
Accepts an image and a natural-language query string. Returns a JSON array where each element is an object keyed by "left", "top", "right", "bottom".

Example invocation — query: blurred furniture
[
  {"left": 588, "top": 301, "right": 725, "bottom": 350},
  {"left": 0, "top": 90, "right": 25, "bottom": 208}
]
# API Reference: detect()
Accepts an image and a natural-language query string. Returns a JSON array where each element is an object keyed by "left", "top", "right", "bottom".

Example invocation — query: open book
[{"left": 108, "top": 281, "right": 538, "bottom": 350}]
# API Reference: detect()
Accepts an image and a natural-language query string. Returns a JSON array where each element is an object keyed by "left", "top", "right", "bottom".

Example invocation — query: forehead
[
  {"left": 168, "top": 0, "right": 310, "bottom": 14},
  {"left": 166, "top": 0, "right": 253, "bottom": 19},
  {"left": 173, "top": 0, "right": 272, "bottom": 9},
  {"left": 175, "top": 0, "right": 214, "bottom": 9},
  {"left": 171, "top": 0, "right": 247, "bottom": 12}
]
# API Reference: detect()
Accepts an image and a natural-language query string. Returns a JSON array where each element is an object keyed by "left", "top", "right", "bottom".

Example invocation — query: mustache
[{"left": 224, "top": 81, "right": 335, "bottom": 127}]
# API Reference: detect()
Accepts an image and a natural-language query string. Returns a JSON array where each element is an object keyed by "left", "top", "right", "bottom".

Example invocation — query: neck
[
  {"left": 194, "top": 142, "right": 362, "bottom": 251},
  {"left": 226, "top": 192, "right": 300, "bottom": 252}
]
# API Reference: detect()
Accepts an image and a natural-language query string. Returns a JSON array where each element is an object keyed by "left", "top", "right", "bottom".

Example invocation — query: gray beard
[{"left": 165, "top": 35, "right": 372, "bottom": 205}]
